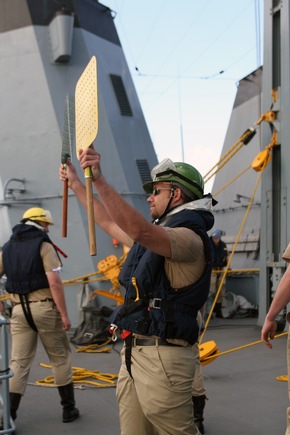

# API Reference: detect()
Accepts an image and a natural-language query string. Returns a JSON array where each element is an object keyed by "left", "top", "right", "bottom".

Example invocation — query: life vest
[
  {"left": 2, "top": 224, "right": 54, "bottom": 294},
  {"left": 111, "top": 208, "right": 213, "bottom": 345}
]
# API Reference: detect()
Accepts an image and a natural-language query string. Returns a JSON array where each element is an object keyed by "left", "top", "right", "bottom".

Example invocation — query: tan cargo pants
[
  {"left": 116, "top": 341, "right": 200, "bottom": 435},
  {"left": 9, "top": 300, "right": 72, "bottom": 395}
]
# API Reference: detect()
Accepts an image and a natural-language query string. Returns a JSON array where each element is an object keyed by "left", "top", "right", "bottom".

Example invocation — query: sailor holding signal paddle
[{"left": 60, "top": 147, "right": 215, "bottom": 434}]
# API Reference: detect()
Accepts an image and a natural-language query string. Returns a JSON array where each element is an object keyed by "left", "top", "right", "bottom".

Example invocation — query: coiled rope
[{"left": 32, "top": 363, "right": 118, "bottom": 389}]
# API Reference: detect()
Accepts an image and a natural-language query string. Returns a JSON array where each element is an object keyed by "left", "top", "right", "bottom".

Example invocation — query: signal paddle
[{"left": 75, "top": 56, "right": 98, "bottom": 255}]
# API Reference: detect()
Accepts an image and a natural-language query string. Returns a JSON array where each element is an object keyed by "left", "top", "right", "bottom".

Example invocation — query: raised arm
[{"left": 77, "top": 147, "right": 173, "bottom": 257}]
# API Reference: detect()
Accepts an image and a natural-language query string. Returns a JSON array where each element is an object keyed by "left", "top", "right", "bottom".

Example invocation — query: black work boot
[
  {"left": 192, "top": 394, "right": 207, "bottom": 434},
  {"left": 215, "top": 303, "right": 223, "bottom": 318},
  {"left": 0, "top": 392, "right": 22, "bottom": 434},
  {"left": 10, "top": 393, "right": 22, "bottom": 421},
  {"left": 57, "top": 382, "right": 80, "bottom": 423}
]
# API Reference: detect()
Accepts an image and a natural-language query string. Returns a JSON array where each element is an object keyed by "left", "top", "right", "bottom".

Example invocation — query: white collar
[
  {"left": 166, "top": 196, "right": 214, "bottom": 217},
  {"left": 24, "top": 221, "right": 45, "bottom": 231}
]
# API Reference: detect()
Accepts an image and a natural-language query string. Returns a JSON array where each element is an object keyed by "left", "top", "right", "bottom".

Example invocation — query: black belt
[
  {"left": 133, "top": 337, "right": 183, "bottom": 347},
  {"left": 30, "top": 298, "right": 53, "bottom": 303},
  {"left": 13, "top": 298, "right": 53, "bottom": 306}
]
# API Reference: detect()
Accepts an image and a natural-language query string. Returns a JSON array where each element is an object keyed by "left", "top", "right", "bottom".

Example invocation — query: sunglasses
[{"left": 152, "top": 187, "right": 173, "bottom": 196}]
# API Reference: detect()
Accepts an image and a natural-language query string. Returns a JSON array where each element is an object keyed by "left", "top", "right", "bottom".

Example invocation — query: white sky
[{"left": 102, "top": 0, "right": 264, "bottom": 190}]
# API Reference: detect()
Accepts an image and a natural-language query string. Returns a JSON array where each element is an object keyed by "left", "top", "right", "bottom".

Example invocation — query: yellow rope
[
  {"left": 31, "top": 339, "right": 119, "bottom": 388},
  {"left": 63, "top": 276, "right": 108, "bottom": 286},
  {"left": 76, "top": 346, "right": 112, "bottom": 353},
  {"left": 0, "top": 269, "right": 258, "bottom": 303},
  {"left": 213, "top": 165, "right": 252, "bottom": 197},
  {"left": 62, "top": 253, "right": 128, "bottom": 287},
  {"left": 202, "top": 332, "right": 288, "bottom": 363},
  {"left": 203, "top": 111, "right": 270, "bottom": 184},
  {"left": 33, "top": 363, "right": 118, "bottom": 388},
  {"left": 203, "top": 129, "right": 253, "bottom": 182},
  {"left": 276, "top": 375, "right": 288, "bottom": 382},
  {"left": 200, "top": 128, "right": 278, "bottom": 344},
  {"left": 75, "top": 338, "right": 113, "bottom": 353},
  {"left": 200, "top": 158, "right": 267, "bottom": 344},
  {"left": 0, "top": 294, "right": 12, "bottom": 302},
  {"left": 204, "top": 141, "right": 245, "bottom": 184},
  {"left": 212, "top": 268, "right": 259, "bottom": 274}
]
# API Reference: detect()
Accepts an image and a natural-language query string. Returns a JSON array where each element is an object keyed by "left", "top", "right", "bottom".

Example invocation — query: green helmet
[{"left": 143, "top": 158, "right": 204, "bottom": 199}]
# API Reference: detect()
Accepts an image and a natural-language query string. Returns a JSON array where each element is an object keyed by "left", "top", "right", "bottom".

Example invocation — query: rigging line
[
  {"left": 139, "top": 50, "right": 255, "bottom": 113},
  {"left": 139, "top": 0, "right": 212, "bottom": 95},
  {"left": 134, "top": 0, "right": 168, "bottom": 66},
  {"left": 203, "top": 131, "right": 251, "bottom": 179},
  {"left": 62, "top": 254, "right": 127, "bottom": 285},
  {"left": 202, "top": 332, "right": 288, "bottom": 363},
  {"left": 134, "top": 72, "right": 227, "bottom": 80},
  {"left": 204, "top": 112, "right": 274, "bottom": 186},
  {"left": 115, "top": 0, "right": 125, "bottom": 15},
  {"left": 133, "top": 71, "right": 243, "bottom": 82},
  {"left": 180, "top": 0, "right": 255, "bottom": 76},
  {"left": 140, "top": 0, "right": 254, "bottom": 101},
  {"left": 212, "top": 165, "right": 252, "bottom": 197},
  {"left": 204, "top": 141, "right": 245, "bottom": 183},
  {"left": 112, "top": 2, "right": 139, "bottom": 68},
  {"left": 204, "top": 137, "right": 247, "bottom": 184},
  {"left": 204, "top": 120, "right": 261, "bottom": 180},
  {"left": 200, "top": 161, "right": 266, "bottom": 345},
  {"left": 134, "top": 49, "right": 256, "bottom": 82},
  {"left": 223, "top": 45, "right": 257, "bottom": 73}
]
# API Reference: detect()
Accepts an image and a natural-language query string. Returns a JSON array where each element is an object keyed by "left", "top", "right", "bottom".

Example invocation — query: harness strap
[
  {"left": 147, "top": 298, "right": 197, "bottom": 316},
  {"left": 116, "top": 299, "right": 146, "bottom": 319},
  {"left": 124, "top": 333, "right": 133, "bottom": 378},
  {"left": 117, "top": 298, "right": 197, "bottom": 319},
  {"left": 19, "top": 294, "right": 38, "bottom": 332}
]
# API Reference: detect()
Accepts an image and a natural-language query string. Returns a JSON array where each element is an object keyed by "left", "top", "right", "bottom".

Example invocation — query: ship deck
[{"left": 0, "top": 316, "right": 288, "bottom": 435}]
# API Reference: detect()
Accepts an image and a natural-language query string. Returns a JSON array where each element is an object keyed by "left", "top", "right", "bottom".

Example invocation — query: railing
[{"left": 0, "top": 315, "right": 14, "bottom": 434}]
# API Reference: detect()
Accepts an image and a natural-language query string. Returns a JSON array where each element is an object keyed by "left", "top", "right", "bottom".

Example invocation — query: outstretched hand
[{"left": 261, "top": 318, "right": 277, "bottom": 349}]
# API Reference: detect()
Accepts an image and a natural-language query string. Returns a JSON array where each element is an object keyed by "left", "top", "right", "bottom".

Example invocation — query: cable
[
  {"left": 201, "top": 331, "right": 287, "bottom": 364},
  {"left": 134, "top": 0, "right": 168, "bottom": 66},
  {"left": 213, "top": 165, "right": 252, "bottom": 197},
  {"left": 139, "top": 0, "right": 256, "bottom": 110},
  {"left": 200, "top": 154, "right": 267, "bottom": 345}
]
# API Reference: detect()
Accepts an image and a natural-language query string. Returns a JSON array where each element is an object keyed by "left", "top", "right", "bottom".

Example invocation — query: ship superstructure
[{"left": 0, "top": 0, "right": 157, "bottom": 326}]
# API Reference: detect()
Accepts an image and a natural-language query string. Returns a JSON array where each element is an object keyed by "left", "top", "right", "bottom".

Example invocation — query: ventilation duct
[{"left": 49, "top": 10, "right": 74, "bottom": 63}]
